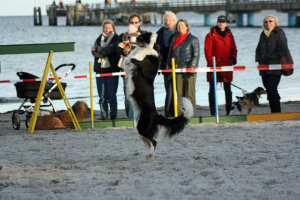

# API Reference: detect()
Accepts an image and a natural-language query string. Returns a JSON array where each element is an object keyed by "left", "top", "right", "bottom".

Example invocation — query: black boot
[
  {"left": 225, "top": 91, "right": 232, "bottom": 115},
  {"left": 224, "top": 83, "right": 232, "bottom": 115},
  {"left": 209, "top": 92, "right": 215, "bottom": 116},
  {"left": 269, "top": 99, "right": 281, "bottom": 113}
]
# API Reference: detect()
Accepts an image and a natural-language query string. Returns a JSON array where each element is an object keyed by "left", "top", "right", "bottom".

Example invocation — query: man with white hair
[{"left": 156, "top": 11, "right": 177, "bottom": 117}]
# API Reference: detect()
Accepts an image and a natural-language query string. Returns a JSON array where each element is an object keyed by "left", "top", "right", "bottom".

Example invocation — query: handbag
[{"left": 280, "top": 50, "right": 294, "bottom": 76}]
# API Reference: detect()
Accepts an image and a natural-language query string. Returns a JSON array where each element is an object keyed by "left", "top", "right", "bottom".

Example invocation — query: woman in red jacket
[{"left": 205, "top": 15, "right": 237, "bottom": 115}]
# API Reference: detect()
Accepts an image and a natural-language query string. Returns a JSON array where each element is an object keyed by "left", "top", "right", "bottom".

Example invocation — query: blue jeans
[
  {"left": 96, "top": 75, "right": 119, "bottom": 118},
  {"left": 122, "top": 76, "right": 133, "bottom": 119}
]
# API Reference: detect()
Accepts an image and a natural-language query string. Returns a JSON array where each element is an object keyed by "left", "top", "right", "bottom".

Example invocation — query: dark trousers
[
  {"left": 209, "top": 81, "right": 232, "bottom": 115},
  {"left": 96, "top": 75, "right": 119, "bottom": 118},
  {"left": 122, "top": 76, "right": 133, "bottom": 119},
  {"left": 261, "top": 74, "right": 281, "bottom": 113},
  {"left": 163, "top": 74, "right": 174, "bottom": 117}
]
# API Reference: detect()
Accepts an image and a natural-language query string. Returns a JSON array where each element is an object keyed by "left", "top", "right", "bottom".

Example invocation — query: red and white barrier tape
[{"left": 0, "top": 64, "right": 294, "bottom": 84}]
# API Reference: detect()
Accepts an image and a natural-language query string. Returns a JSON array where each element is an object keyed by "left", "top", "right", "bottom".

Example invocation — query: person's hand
[
  {"left": 91, "top": 46, "right": 96, "bottom": 52},
  {"left": 123, "top": 46, "right": 131, "bottom": 55},
  {"left": 230, "top": 56, "right": 237, "bottom": 65}
]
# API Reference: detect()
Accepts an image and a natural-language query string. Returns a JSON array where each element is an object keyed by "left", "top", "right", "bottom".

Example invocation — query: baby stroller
[{"left": 12, "top": 63, "right": 75, "bottom": 130}]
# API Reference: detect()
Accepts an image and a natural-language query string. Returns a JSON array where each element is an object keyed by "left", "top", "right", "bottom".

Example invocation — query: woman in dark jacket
[
  {"left": 92, "top": 19, "right": 120, "bottom": 120},
  {"left": 256, "top": 15, "right": 289, "bottom": 113},
  {"left": 167, "top": 19, "right": 200, "bottom": 116}
]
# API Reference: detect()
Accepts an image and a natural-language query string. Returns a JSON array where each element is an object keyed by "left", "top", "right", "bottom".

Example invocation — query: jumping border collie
[{"left": 122, "top": 32, "right": 193, "bottom": 158}]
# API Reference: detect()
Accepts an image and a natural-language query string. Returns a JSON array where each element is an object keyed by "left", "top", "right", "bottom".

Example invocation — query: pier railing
[
  {"left": 47, "top": 0, "right": 300, "bottom": 13},
  {"left": 43, "top": 0, "right": 300, "bottom": 26}
]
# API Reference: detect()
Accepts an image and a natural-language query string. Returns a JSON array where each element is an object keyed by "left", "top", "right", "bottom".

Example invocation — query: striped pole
[
  {"left": 1, "top": 64, "right": 295, "bottom": 84},
  {"left": 133, "top": 110, "right": 136, "bottom": 127},
  {"left": 89, "top": 62, "right": 94, "bottom": 129},
  {"left": 213, "top": 57, "right": 219, "bottom": 123},
  {"left": 171, "top": 58, "right": 178, "bottom": 117}
]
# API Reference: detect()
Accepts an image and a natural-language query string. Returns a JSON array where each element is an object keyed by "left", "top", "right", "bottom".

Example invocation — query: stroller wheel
[
  {"left": 25, "top": 114, "right": 31, "bottom": 128},
  {"left": 12, "top": 114, "right": 21, "bottom": 130}
]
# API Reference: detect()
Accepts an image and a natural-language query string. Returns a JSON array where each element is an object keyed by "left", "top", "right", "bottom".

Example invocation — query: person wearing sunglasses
[
  {"left": 117, "top": 13, "right": 146, "bottom": 119},
  {"left": 255, "top": 15, "right": 291, "bottom": 113}
]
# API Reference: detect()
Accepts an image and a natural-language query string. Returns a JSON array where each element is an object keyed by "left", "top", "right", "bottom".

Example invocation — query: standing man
[
  {"left": 156, "top": 11, "right": 177, "bottom": 117},
  {"left": 117, "top": 13, "right": 146, "bottom": 119},
  {"left": 205, "top": 15, "right": 237, "bottom": 115}
]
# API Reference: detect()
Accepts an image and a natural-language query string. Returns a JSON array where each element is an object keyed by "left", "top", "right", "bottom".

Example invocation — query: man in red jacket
[{"left": 205, "top": 15, "right": 237, "bottom": 115}]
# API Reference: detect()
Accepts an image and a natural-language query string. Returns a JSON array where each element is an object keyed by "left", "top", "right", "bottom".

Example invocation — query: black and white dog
[{"left": 122, "top": 32, "right": 193, "bottom": 158}]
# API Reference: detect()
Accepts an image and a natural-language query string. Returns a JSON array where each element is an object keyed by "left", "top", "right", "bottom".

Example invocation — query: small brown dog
[
  {"left": 239, "top": 87, "right": 266, "bottom": 114},
  {"left": 36, "top": 101, "right": 90, "bottom": 129}
]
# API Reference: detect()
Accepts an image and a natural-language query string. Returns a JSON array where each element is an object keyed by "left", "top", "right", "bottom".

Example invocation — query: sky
[{"left": 0, "top": 0, "right": 108, "bottom": 16}]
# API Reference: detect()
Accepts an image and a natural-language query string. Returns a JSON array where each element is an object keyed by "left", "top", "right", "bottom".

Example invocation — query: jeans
[
  {"left": 122, "top": 76, "right": 133, "bottom": 119},
  {"left": 96, "top": 74, "right": 119, "bottom": 118}
]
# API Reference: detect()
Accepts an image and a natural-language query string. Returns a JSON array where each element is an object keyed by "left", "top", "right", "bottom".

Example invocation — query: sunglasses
[
  {"left": 264, "top": 20, "right": 273, "bottom": 23},
  {"left": 130, "top": 21, "right": 140, "bottom": 24}
]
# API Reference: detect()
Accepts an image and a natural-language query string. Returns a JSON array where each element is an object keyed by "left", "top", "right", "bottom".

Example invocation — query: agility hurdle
[
  {"left": 0, "top": 42, "right": 81, "bottom": 133},
  {"left": 1, "top": 56, "right": 297, "bottom": 129},
  {"left": 70, "top": 59, "right": 298, "bottom": 130}
]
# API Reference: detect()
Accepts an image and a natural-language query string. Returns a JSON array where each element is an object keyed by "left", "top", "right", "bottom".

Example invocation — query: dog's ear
[
  {"left": 149, "top": 32, "right": 157, "bottom": 48},
  {"left": 254, "top": 87, "right": 266, "bottom": 94},
  {"left": 72, "top": 101, "right": 81, "bottom": 115},
  {"left": 136, "top": 32, "right": 156, "bottom": 48}
]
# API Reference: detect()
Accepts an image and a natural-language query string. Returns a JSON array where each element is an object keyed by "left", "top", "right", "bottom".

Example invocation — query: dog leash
[
  {"left": 230, "top": 82, "right": 247, "bottom": 93},
  {"left": 214, "top": 72, "right": 248, "bottom": 93}
]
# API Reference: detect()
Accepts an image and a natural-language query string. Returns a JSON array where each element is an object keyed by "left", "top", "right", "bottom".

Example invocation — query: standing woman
[
  {"left": 205, "top": 15, "right": 237, "bottom": 116},
  {"left": 167, "top": 19, "right": 200, "bottom": 116},
  {"left": 92, "top": 19, "right": 120, "bottom": 120},
  {"left": 256, "top": 15, "right": 289, "bottom": 113}
]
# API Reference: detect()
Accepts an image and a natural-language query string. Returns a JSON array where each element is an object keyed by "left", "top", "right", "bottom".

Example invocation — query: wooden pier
[{"left": 36, "top": 0, "right": 300, "bottom": 26}]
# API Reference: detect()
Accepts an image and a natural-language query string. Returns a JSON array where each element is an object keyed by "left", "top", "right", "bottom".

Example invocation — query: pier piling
[{"left": 33, "top": 7, "right": 42, "bottom": 26}]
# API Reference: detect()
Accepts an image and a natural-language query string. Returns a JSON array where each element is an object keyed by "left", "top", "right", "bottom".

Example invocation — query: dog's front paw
[{"left": 145, "top": 153, "right": 153, "bottom": 159}]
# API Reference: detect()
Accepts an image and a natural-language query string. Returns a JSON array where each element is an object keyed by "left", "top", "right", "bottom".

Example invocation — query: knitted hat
[{"left": 102, "top": 19, "right": 116, "bottom": 33}]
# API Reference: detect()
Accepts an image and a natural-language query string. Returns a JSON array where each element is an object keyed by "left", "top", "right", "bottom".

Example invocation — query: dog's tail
[{"left": 157, "top": 97, "right": 193, "bottom": 137}]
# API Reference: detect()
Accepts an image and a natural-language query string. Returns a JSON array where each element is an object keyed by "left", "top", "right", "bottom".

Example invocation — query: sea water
[{"left": 0, "top": 11, "right": 299, "bottom": 113}]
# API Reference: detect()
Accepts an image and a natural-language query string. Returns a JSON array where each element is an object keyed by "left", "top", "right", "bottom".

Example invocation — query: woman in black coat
[
  {"left": 255, "top": 15, "right": 289, "bottom": 113},
  {"left": 92, "top": 19, "right": 120, "bottom": 120}
]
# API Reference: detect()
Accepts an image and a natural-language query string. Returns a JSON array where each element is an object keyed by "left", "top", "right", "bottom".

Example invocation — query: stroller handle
[{"left": 55, "top": 63, "right": 76, "bottom": 72}]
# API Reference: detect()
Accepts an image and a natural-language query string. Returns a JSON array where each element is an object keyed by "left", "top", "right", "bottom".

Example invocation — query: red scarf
[{"left": 173, "top": 32, "right": 189, "bottom": 50}]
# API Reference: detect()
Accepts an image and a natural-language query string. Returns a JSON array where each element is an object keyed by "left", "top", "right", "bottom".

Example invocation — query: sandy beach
[{"left": 0, "top": 102, "right": 300, "bottom": 200}]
